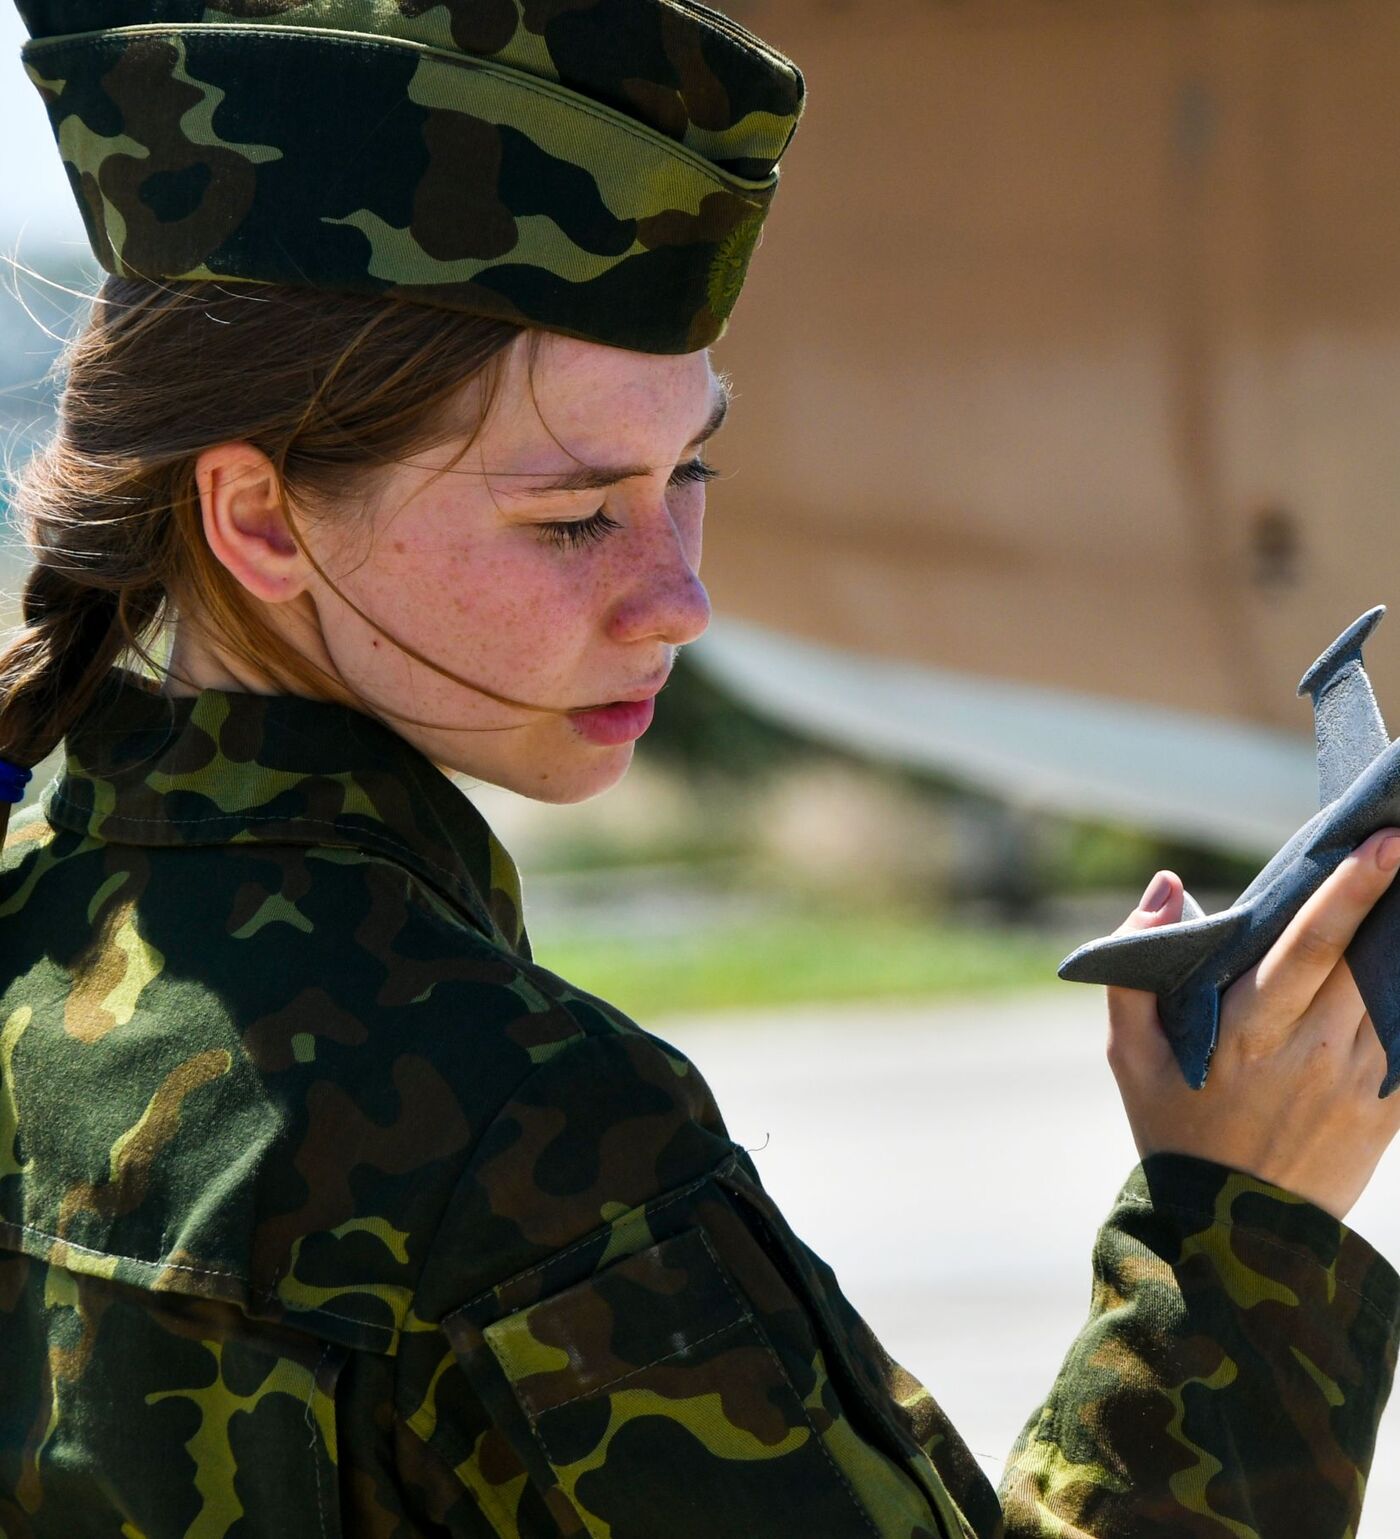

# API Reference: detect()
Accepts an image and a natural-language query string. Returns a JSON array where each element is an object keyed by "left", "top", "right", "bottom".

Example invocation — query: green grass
[{"left": 533, "top": 909, "right": 1067, "bottom": 1018}]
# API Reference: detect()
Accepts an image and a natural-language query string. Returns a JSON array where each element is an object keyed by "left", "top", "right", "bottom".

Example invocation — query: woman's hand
[{"left": 1107, "top": 828, "right": 1400, "bottom": 1220}]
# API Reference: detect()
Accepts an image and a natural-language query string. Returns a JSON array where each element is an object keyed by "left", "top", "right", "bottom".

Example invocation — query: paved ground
[{"left": 655, "top": 989, "right": 1400, "bottom": 1536}]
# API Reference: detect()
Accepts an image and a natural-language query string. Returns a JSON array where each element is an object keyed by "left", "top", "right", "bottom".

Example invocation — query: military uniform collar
[{"left": 45, "top": 666, "right": 529, "bottom": 956}]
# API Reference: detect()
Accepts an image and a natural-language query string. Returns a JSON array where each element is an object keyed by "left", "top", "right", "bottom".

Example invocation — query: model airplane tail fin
[
  {"left": 1297, "top": 606, "right": 1390, "bottom": 807},
  {"left": 1057, "top": 906, "right": 1250, "bottom": 996}
]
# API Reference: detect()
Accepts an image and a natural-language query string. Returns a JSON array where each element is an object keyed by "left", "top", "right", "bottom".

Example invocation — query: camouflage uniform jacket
[{"left": 1, "top": 666, "right": 1398, "bottom": 1539}]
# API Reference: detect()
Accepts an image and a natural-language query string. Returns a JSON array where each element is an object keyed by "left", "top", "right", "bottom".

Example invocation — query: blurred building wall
[{"left": 707, "top": 0, "right": 1400, "bottom": 731}]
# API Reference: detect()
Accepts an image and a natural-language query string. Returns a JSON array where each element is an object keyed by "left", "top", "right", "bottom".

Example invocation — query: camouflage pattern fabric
[
  {"left": 13, "top": 0, "right": 804, "bottom": 353},
  {"left": 0, "top": 665, "right": 1397, "bottom": 1537}
]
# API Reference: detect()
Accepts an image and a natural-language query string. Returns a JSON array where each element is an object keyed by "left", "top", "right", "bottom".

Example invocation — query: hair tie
[{"left": 0, "top": 760, "right": 33, "bottom": 805}]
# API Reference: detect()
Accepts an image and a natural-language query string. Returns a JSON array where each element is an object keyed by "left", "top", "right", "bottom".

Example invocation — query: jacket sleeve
[{"left": 998, "top": 1152, "right": 1400, "bottom": 1539}]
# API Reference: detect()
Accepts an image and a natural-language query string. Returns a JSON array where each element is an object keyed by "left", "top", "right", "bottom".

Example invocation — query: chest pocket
[{"left": 443, "top": 1174, "right": 963, "bottom": 1539}]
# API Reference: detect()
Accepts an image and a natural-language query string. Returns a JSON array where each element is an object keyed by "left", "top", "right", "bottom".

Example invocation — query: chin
[{"left": 487, "top": 743, "right": 637, "bottom": 805}]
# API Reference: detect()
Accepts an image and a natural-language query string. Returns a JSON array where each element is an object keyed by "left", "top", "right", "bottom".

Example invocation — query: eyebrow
[{"left": 503, "top": 382, "right": 731, "bottom": 498}]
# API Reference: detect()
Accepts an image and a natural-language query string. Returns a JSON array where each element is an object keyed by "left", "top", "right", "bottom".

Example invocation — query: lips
[{"left": 569, "top": 695, "right": 657, "bottom": 746}]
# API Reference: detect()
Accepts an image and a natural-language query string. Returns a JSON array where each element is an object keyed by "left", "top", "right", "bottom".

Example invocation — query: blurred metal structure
[{"left": 699, "top": 0, "right": 1400, "bottom": 839}]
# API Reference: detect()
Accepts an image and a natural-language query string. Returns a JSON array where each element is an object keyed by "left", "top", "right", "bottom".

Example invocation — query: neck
[
  {"left": 160, "top": 624, "right": 272, "bottom": 698},
  {"left": 160, "top": 601, "right": 325, "bottom": 699}
]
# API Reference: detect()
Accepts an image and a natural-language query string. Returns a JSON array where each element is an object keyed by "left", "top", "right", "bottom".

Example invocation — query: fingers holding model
[{"left": 1106, "top": 828, "right": 1400, "bottom": 1220}]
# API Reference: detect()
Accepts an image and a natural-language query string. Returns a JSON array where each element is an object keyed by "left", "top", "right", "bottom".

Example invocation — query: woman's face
[{"left": 294, "top": 331, "right": 721, "bottom": 802}]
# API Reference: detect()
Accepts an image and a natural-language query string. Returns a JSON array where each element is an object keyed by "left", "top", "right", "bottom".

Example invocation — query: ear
[{"left": 194, "top": 441, "right": 314, "bottom": 604}]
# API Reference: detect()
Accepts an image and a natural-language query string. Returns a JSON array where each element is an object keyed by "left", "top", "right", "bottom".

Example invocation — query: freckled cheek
[{"left": 393, "top": 544, "right": 605, "bottom": 676}]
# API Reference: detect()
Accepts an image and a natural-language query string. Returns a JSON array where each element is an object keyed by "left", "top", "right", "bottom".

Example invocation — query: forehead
[{"left": 478, "top": 332, "right": 719, "bottom": 470}]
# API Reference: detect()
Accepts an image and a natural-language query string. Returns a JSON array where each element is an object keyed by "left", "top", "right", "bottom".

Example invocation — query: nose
[{"left": 605, "top": 511, "right": 712, "bottom": 648}]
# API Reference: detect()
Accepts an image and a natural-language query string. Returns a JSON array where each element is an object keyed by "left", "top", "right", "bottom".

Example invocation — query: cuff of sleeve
[{"left": 1114, "top": 1151, "right": 1400, "bottom": 1334}]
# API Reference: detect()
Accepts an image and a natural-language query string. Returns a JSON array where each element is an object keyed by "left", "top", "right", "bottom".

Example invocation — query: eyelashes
[
  {"left": 536, "top": 458, "right": 720, "bottom": 551},
  {"left": 537, "top": 509, "right": 623, "bottom": 551}
]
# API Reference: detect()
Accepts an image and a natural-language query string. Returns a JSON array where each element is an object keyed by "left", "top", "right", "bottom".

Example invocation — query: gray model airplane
[{"left": 1059, "top": 605, "right": 1400, "bottom": 1096}]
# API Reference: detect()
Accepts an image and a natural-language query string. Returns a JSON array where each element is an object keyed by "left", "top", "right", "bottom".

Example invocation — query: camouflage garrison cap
[{"left": 14, "top": 0, "right": 804, "bottom": 353}]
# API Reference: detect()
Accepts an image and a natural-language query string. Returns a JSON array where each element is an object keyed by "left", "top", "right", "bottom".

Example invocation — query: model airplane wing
[
  {"left": 1058, "top": 905, "right": 1250, "bottom": 993},
  {"left": 1059, "top": 906, "right": 1253, "bottom": 1086},
  {"left": 1297, "top": 605, "right": 1390, "bottom": 808}
]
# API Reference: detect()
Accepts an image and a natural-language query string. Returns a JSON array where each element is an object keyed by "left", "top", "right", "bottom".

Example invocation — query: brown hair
[{"left": 0, "top": 272, "right": 529, "bottom": 837}]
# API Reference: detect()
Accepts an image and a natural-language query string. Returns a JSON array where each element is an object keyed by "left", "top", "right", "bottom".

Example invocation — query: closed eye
[{"left": 535, "top": 458, "right": 721, "bottom": 551}]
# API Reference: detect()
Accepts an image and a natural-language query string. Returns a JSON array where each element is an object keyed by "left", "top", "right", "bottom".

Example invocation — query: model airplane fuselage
[{"left": 1060, "top": 606, "right": 1400, "bottom": 1096}]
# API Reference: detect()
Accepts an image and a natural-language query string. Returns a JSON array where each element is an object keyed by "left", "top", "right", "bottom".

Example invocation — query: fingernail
[
  {"left": 1379, "top": 837, "right": 1400, "bottom": 872},
  {"left": 1140, "top": 872, "right": 1172, "bottom": 912}
]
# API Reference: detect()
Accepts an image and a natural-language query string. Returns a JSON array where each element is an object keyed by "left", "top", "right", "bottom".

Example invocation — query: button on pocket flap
[{"left": 484, "top": 1226, "right": 747, "bottom": 1420}]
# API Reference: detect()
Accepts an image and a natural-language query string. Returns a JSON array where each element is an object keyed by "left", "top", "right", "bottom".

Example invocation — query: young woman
[{"left": 5, "top": 3, "right": 1400, "bottom": 1536}]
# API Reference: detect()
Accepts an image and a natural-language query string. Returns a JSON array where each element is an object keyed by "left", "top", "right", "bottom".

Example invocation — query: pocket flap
[{"left": 484, "top": 1226, "right": 747, "bottom": 1419}]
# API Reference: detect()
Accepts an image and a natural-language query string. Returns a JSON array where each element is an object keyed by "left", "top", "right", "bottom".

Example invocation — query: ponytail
[{"left": 0, "top": 558, "right": 138, "bottom": 847}]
